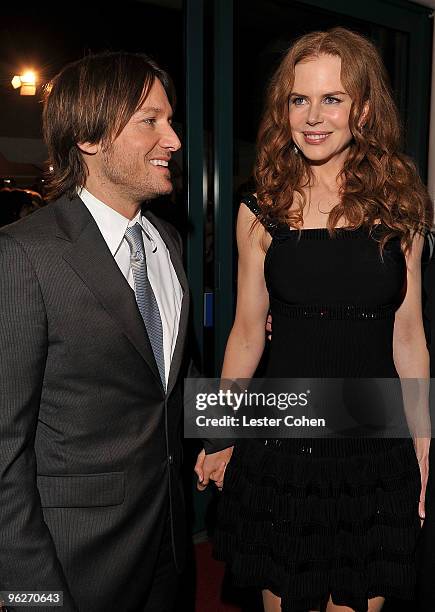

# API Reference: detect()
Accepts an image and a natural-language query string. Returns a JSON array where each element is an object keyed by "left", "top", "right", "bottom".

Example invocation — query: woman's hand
[
  {"left": 419, "top": 456, "right": 428, "bottom": 526},
  {"left": 414, "top": 437, "right": 430, "bottom": 526},
  {"left": 194, "top": 446, "right": 234, "bottom": 492},
  {"left": 266, "top": 313, "right": 272, "bottom": 341}
]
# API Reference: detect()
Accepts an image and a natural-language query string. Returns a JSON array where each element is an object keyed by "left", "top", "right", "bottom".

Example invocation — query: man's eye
[{"left": 144, "top": 118, "right": 156, "bottom": 125}]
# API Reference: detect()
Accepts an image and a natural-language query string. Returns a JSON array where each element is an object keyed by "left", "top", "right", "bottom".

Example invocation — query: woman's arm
[
  {"left": 195, "top": 202, "right": 271, "bottom": 490},
  {"left": 393, "top": 233, "right": 430, "bottom": 521},
  {"left": 221, "top": 202, "right": 271, "bottom": 378}
]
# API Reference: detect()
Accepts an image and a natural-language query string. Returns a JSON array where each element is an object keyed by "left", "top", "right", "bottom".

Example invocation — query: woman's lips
[{"left": 302, "top": 132, "right": 331, "bottom": 145}]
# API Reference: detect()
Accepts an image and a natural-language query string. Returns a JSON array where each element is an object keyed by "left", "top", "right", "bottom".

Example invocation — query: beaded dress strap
[{"left": 240, "top": 194, "right": 279, "bottom": 236}]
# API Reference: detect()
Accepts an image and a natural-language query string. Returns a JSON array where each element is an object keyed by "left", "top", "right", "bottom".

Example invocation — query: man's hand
[{"left": 194, "top": 446, "right": 234, "bottom": 491}]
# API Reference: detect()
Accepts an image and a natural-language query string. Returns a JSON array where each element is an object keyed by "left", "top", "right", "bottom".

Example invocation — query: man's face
[{"left": 97, "top": 79, "right": 181, "bottom": 202}]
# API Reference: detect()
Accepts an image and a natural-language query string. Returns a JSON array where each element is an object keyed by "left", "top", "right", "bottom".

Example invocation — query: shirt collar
[
  {"left": 128, "top": 210, "right": 143, "bottom": 229},
  {"left": 79, "top": 187, "right": 144, "bottom": 256}
]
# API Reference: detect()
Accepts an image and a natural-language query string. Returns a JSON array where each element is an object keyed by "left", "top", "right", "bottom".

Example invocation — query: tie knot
[{"left": 125, "top": 223, "right": 145, "bottom": 261}]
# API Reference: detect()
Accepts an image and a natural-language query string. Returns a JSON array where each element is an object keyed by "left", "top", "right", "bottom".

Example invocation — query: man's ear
[{"left": 77, "top": 142, "right": 100, "bottom": 155}]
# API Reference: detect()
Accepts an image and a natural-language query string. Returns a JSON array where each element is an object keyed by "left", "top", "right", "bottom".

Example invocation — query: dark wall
[{"left": 0, "top": 2, "right": 183, "bottom": 139}]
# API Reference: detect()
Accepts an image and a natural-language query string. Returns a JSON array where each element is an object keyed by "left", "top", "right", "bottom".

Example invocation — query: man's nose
[{"left": 161, "top": 124, "right": 181, "bottom": 152}]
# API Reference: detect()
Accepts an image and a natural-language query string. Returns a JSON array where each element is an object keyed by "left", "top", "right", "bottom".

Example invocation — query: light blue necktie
[{"left": 124, "top": 223, "right": 166, "bottom": 388}]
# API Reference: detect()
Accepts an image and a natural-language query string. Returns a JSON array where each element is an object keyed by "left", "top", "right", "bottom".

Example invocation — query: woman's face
[{"left": 289, "top": 54, "right": 355, "bottom": 164}]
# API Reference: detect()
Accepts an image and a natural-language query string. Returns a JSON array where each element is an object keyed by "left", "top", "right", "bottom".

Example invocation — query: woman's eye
[
  {"left": 324, "top": 96, "right": 342, "bottom": 104},
  {"left": 290, "top": 97, "right": 306, "bottom": 106}
]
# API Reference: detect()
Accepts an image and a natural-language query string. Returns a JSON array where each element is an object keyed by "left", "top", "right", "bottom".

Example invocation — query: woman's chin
[
  {"left": 299, "top": 146, "right": 349, "bottom": 165},
  {"left": 303, "top": 152, "right": 335, "bottom": 165}
]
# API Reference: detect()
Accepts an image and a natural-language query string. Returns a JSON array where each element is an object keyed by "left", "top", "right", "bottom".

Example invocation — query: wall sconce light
[{"left": 11, "top": 71, "right": 37, "bottom": 96}]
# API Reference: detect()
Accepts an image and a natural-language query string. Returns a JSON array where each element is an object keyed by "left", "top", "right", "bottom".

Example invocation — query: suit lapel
[
  {"left": 55, "top": 196, "right": 163, "bottom": 389},
  {"left": 143, "top": 210, "right": 190, "bottom": 397}
]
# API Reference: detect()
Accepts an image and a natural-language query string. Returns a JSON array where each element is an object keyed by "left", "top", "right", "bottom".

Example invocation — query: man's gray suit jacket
[{"left": 0, "top": 195, "right": 189, "bottom": 611}]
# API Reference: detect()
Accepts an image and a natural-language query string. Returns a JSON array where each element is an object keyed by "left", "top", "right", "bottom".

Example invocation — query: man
[{"left": 0, "top": 52, "right": 188, "bottom": 612}]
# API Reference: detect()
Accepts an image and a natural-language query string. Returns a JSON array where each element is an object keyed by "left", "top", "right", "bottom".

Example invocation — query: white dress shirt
[{"left": 79, "top": 188, "right": 182, "bottom": 387}]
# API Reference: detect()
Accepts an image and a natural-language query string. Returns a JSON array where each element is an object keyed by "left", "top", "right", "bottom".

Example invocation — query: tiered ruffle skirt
[{"left": 213, "top": 438, "right": 421, "bottom": 612}]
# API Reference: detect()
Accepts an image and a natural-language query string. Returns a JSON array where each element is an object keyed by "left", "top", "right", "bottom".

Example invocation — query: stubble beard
[{"left": 101, "top": 147, "right": 173, "bottom": 202}]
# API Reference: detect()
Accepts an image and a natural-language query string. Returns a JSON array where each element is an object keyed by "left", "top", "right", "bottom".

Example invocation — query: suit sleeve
[{"left": 0, "top": 233, "right": 77, "bottom": 611}]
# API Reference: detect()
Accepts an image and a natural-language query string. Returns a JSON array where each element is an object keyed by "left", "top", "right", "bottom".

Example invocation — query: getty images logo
[{"left": 195, "top": 389, "right": 310, "bottom": 411}]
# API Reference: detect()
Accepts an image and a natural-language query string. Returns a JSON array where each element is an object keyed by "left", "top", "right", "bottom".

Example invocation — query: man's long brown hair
[
  {"left": 254, "top": 27, "right": 433, "bottom": 251},
  {"left": 42, "top": 51, "right": 175, "bottom": 201}
]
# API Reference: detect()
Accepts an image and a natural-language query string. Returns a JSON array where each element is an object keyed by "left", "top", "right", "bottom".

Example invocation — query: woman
[{"left": 195, "top": 27, "right": 432, "bottom": 612}]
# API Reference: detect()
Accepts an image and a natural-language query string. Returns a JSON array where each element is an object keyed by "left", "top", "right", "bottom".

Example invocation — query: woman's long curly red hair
[{"left": 254, "top": 27, "right": 433, "bottom": 251}]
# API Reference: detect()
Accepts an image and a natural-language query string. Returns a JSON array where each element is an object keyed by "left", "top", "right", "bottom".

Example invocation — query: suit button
[{"left": 168, "top": 455, "right": 173, "bottom": 465}]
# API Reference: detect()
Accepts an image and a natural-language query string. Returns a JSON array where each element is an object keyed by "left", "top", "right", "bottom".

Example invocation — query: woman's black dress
[{"left": 213, "top": 196, "right": 421, "bottom": 612}]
